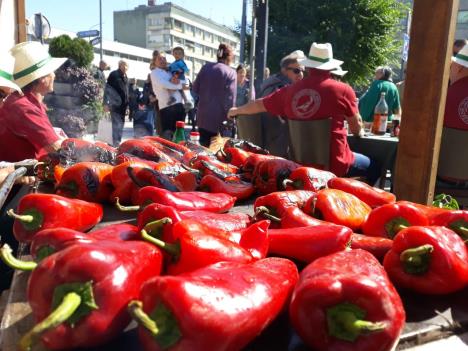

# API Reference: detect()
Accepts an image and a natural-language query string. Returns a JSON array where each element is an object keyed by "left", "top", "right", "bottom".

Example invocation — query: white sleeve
[{"left": 151, "top": 69, "right": 182, "bottom": 90}]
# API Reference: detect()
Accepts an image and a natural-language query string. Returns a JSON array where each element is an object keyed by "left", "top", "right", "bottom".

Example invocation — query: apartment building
[{"left": 114, "top": 2, "right": 240, "bottom": 80}]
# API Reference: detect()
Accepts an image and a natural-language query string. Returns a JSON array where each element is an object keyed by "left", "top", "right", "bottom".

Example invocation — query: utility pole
[
  {"left": 254, "top": 0, "right": 268, "bottom": 94},
  {"left": 249, "top": 0, "right": 257, "bottom": 101},
  {"left": 240, "top": 0, "right": 247, "bottom": 63},
  {"left": 99, "top": 0, "right": 103, "bottom": 61}
]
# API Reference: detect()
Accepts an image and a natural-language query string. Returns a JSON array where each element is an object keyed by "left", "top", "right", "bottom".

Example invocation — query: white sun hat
[
  {"left": 10, "top": 41, "right": 67, "bottom": 88},
  {"left": 453, "top": 44, "right": 468, "bottom": 69},
  {"left": 0, "top": 51, "right": 21, "bottom": 92},
  {"left": 298, "top": 42, "right": 343, "bottom": 71},
  {"left": 331, "top": 66, "right": 348, "bottom": 77}
]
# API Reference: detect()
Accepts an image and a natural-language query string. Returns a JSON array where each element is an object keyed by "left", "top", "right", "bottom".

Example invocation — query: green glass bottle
[{"left": 172, "top": 121, "right": 186, "bottom": 144}]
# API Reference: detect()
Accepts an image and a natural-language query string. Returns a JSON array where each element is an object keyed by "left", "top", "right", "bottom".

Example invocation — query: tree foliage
[
  {"left": 267, "top": 0, "right": 408, "bottom": 88},
  {"left": 48, "top": 34, "right": 94, "bottom": 68}
]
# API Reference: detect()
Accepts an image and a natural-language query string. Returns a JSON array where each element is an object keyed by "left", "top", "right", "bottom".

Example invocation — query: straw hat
[
  {"left": 331, "top": 66, "right": 348, "bottom": 77},
  {"left": 10, "top": 41, "right": 67, "bottom": 88},
  {"left": 453, "top": 45, "right": 468, "bottom": 69},
  {"left": 0, "top": 51, "right": 21, "bottom": 92},
  {"left": 298, "top": 42, "right": 343, "bottom": 71}
]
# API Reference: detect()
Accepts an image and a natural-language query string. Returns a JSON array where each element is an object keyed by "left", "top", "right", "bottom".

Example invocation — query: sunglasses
[{"left": 286, "top": 67, "right": 304, "bottom": 74}]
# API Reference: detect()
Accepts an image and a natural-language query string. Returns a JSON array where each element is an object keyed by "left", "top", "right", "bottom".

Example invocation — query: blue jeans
[
  {"left": 111, "top": 111, "right": 125, "bottom": 146},
  {"left": 346, "top": 152, "right": 381, "bottom": 186}
]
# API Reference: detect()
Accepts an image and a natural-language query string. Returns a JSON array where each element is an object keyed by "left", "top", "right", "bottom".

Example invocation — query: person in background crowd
[
  {"left": 228, "top": 42, "right": 381, "bottom": 185},
  {"left": 330, "top": 66, "right": 348, "bottom": 81},
  {"left": 128, "top": 77, "right": 140, "bottom": 122},
  {"left": 358, "top": 66, "right": 401, "bottom": 125},
  {"left": 396, "top": 68, "right": 406, "bottom": 108},
  {"left": 264, "top": 67, "right": 270, "bottom": 80},
  {"left": 453, "top": 39, "right": 467, "bottom": 56},
  {"left": 236, "top": 64, "right": 254, "bottom": 107},
  {"left": 0, "top": 42, "right": 65, "bottom": 162},
  {"left": 193, "top": 43, "right": 237, "bottom": 146},
  {"left": 258, "top": 50, "right": 304, "bottom": 158},
  {"left": 106, "top": 60, "right": 129, "bottom": 146},
  {"left": 133, "top": 74, "right": 156, "bottom": 138},
  {"left": 150, "top": 52, "right": 184, "bottom": 140},
  {"left": 444, "top": 45, "right": 468, "bottom": 131},
  {"left": 94, "top": 59, "right": 109, "bottom": 87}
]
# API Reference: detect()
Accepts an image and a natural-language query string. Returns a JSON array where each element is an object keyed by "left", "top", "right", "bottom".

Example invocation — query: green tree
[
  {"left": 267, "top": 0, "right": 408, "bottom": 88},
  {"left": 48, "top": 34, "right": 94, "bottom": 67}
]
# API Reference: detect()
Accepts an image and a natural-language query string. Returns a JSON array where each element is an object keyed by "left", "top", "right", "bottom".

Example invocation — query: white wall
[{"left": 0, "top": 0, "right": 17, "bottom": 53}]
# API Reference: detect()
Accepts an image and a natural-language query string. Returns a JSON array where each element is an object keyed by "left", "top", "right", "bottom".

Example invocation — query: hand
[
  {"left": 227, "top": 107, "right": 238, "bottom": 119},
  {"left": 103, "top": 105, "right": 110, "bottom": 113},
  {"left": 170, "top": 76, "right": 180, "bottom": 84}
]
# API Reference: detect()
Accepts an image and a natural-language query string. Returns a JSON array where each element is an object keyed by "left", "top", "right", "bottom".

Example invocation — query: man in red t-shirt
[
  {"left": 0, "top": 42, "right": 66, "bottom": 162},
  {"left": 228, "top": 43, "right": 380, "bottom": 183},
  {"left": 444, "top": 45, "right": 468, "bottom": 130}
]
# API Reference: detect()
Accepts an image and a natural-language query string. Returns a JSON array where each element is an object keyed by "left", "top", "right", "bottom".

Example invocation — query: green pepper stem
[
  {"left": 115, "top": 197, "right": 140, "bottom": 212},
  {"left": 19, "top": 292, "right": 82, "bottom": 351},
  {"left": 141, "top": 229, "right": 180, "bottom": 257},
  {"left": 282, "top": 179, "right": 294, "bottom": 189},
  {"left": 7, "top": 209, "right": 34, "bottom": 223},
  {"left": 459, "top": 226, "right": 468, "bottom": 240},
  {"left": 254, "top": 206, "right": 281, "bottom": 222},
  {"left": 0, "top": 244, "right": 37, "bottom": 271},
  {"left": 128, "top": 300, "right": 160, "bottom": 337},
  {"left": 394, "top": 223, "right": 408, "bottom": 233},
  {"left": 143, "top": 218, "right": 172, "bottom": 238},
  {"left": 400, "top": 244, "right": 434, "bottom": 263}
]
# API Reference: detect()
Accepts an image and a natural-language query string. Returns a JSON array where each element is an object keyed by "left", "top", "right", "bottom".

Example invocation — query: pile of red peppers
[{"left": 1, "top": 136, "right": 468, "bottom": 351}]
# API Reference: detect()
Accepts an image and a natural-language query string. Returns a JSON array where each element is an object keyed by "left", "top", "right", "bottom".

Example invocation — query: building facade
[
  {"left": 457, "top": 0, "right": 468, "bottom": 40},
  {"left": 114, "top": 2, "right": 240, "bottom": 80}
]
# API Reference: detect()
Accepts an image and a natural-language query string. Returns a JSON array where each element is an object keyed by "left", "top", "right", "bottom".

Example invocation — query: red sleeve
[
  {"left": 261, "top": 85, "right": 289, "bottom": 116},
  {"left": 340, "top": 84, "right": 359, "bottom": 117},
  {"left": 10, "top": 103, "right": 59, "bottom": 150}
]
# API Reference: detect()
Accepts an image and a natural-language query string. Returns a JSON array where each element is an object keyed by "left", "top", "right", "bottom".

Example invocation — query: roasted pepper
[
  {"left": 217, "top": 147, "right": 252, "bottom": 168},
  {"left": 327, "top": 177, "right": 396, "bottom": 208},
  {"left": 128, "top": 258, "right": 298, "bottom": 351},
  {"left": 7, "top": 193, "right": 103, "bottom": 243},
  {"left": 290, "top": 249, "right": 405, "bottom": 351},
  {"left": 307, "top": 188, "right": 371, "bottom": 231},
  {"left": 199, "top": 175, "right": 254, "bottom": 201},
  {"left": 189, "top": 154, "right": 239, "bottom": 175},
  {"left": 268, "top": 223, "right": 352, "bottom": 263},
  {"left": 60, "top": 138, "right": 116, "bottom": 165},
  {"left": 252, "top": 159, "right": 300, "bottom": 195},
  {"left": 144, "top": 136, "right": 191, "bottom": 155},
  {"left": 362, "top": 202, "right": 429, "bottom": 238},
  {"left": 283, "top": 166, "right": 336, "bottom": 191},
  {"left": 223, "top": 138, "right": 270, "bottom": 154},
  {"left": 118, "top": 139, "right": 176, "bottom": 164},
  {"left": 241, "top": 153, "right": 281, "bottom": 181},
  {"left": 56, "top": 162, "right": 114, "bottom": 203},
  {"left": 384, "top": 226, "right": 468, "bottom": 294},
  {"left": 431, "top": 210, "right": 468, "bottom": 240},
  {"left": 280, "top": 206, "right": 325, "bottom": 229},
  {"left": 350, "top": 234, "right": 393, "bottom": 261}
]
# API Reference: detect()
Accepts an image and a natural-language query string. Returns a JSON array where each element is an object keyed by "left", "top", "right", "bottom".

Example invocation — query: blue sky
[{"left": 26, "top": 0, "right": 245, "bottom": 40}]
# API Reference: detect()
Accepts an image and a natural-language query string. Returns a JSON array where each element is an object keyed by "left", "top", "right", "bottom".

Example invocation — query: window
[
  {"left": 164, "top": 17, "right": 172, "bottom": 29},
  {"left": 184, "top": 23, "right": 194, "bottom": 34},
  {"left": 174, "top": 19, "right": 183, "bottom": 31},
  {"left": 458, "top": 11, "right": 468, "bottom": 24},
  {"left": 195, "top": 43, "right": 203, "bottom": 55},
  {"left": 195, "top": 28, "right": 203, "bottom": 38},
  {"left": 204, "top": 32, "right": 213, "bottom": 43},
  {"left": 186, "top": 40, "right": 195, "bottom": 53},
  {"left": 163, "top": 34, "right": 172, "bottom": 46}
]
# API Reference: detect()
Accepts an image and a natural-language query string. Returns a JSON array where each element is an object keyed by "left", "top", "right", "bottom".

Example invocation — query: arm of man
[{"left": 228, "top": 99, "right": 267, "bottom": 118}]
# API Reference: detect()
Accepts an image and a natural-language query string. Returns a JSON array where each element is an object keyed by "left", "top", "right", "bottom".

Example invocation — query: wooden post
[
  {"left": 15, "top": 0, "right": 27, "bottom": 43},
  {"left": 393, "top": 0, "right": 459, "bottom": 205}
]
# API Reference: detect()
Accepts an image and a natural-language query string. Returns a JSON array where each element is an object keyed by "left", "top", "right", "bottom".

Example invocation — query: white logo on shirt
[
  {"left": 291, "top": 89, "right": 321, "bottom": 119},
  {"left": 458, "top": 97, "right": 468, "bottom": 125}
]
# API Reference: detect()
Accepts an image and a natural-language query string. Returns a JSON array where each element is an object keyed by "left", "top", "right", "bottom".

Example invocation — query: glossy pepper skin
[
  {"left": 241, "top": 154, "right": 281, "bottom": 181},
  {"left": 25, "top": 239, "right": 163, "bottom": 350},
  {"left": 223, "top": 138, "right": 270, "bottom": 155},
  {"left": 118, "top": 139, "right": 177, "bottom": 164},
  {"left": 431, "top": 210, "right": 468, "bottom": 240},
  {"left": 199, "top": 175, "right": 254, "bottom": 201},
  {"left": 190, "top": 154, "right": 239, "bottom": 175},
  {"left": 141, "top": 219, "right": 254, "bottom": 275},
  {"left": 280, "top": 206, "right": 325, "bottom": 229},
  {"left": 137, "top": 186, "right": 236, "bottom": 213},
  {"left": 144, "top": 136, "right": 191, "bottom": 155},
  {"left": 253, "top": 159, "right": 300, "bottom": 195},
  {"left": 327, "top": 177, "right": 396, "bottom": 208},
  {"left": 56, "top": 162, "right": 114, "bottom": 203},
  {"left": 9, "top": 193, "right": 103, "bottom": 243},
  {"left": 131, "top": 258, "right": 298, "bottom": 351},
  {"left": 290, "top": 249, "right": 405, "bottom": 351},
  {"left": 309, "top": 188, "right": 371, "bottom": 231},
  {"left": 383, "top": 226, "right": 468, "bottom": 294},
  {"left": 218, "top": 147, "right": 252, "bottom": 168},
  {"left": 284, "top": 167, "right": 336, "bottom": 192},
  {"left": 362, "top": 202, "right": 429, "bottom": 238},
  {"left": 268, "top": 224, "right": 352, "bottom": 263},
  {"left": 60, "top": 138, "right": 116, "bottom": 165},
  {"left": 350, "top": 234, "right": 393, "bottom": 262}
]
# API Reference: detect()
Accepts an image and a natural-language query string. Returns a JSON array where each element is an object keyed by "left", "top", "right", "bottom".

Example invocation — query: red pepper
[
  {"left": 283, "top": 166, "right": 336, "bottom": 191},
  {"left": 268, "top": 224, "right": 352, "bottom": 262},
  {"left": 6, "top": 239, "right": 162, "bottom": 350},
  {"left": 280, "top": 206, "right": 325, "bottom": 228},
  {"left": 308, "top": 188, "right": 371, "bottom": 231},
  {"left": 241, "top": 153, "right": 281, "bottom": 181},
  {"left": 362, "top": 202, "right": 429, "bottom": 238},
  {"left": 53, "top": 164, "right": 67, "bottom": 183},
  {"left": 350, "top": 234, "right": 393, "bottom": 261},
  {"left": 384, "top": 226, "right": 468, "bottom": 294},
  {"left": 115, "top": 153, "right": 162, "bottom": 167},
  {"left": 94, "top": 141, "right": 117, "bottom": 154},
  {"left": 399, "top": 200, "right": 449, "bottom": 220},
  {"left": 218, "top": 147, "right": 252, "bottom": 167},
  {"left": 199, "top": 175, "right": 254, "bottom": 201},
  {"left": 144, "top": 136, "right": 191, "bottom": 155},
  {"left": 135, "top": 186, "right": 236, "bottom": 213},
  {"left": 253, "top": 158, "right": 300, "bottom": 194},
  {"left": 127, "top": 166, "right": 180, "bottom": 192},
  {"left": 190, "top": 154, "right": 239, "bottom": 175},
  {"left": 128, "top": 257, "right": 298, "bottom": 351},
  {"left": 61, "top": 138, "right": 116, "bottom": 164},
  {"left": 290, "top": 249, "right": 405, "bottom": 351},
  {"left": 254, "top": 190, "right": 316, "bottom": 226},
  {"left": 56, "top": 162, "right": 114, "bottom": 202},
  {"left": 140, "top": 219, "right": 254, "bottom": 275},
  {"left": 224, "top": 138, "right": 270, "bottom": 154},
  {"left": 431, "top": 210, "right": 468, "bottom": 240},
  {"left": 36, "top": 152, "right": 61, "bottom": 182},
  {"left": 118, "top": 139, "right": 177, "bottom": 164},
  {"left": 7, "top": 193, "right": 103, "bottom": 243},
  {"left": 327, "top": 177, "right": 396, "bottom": 208}
]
